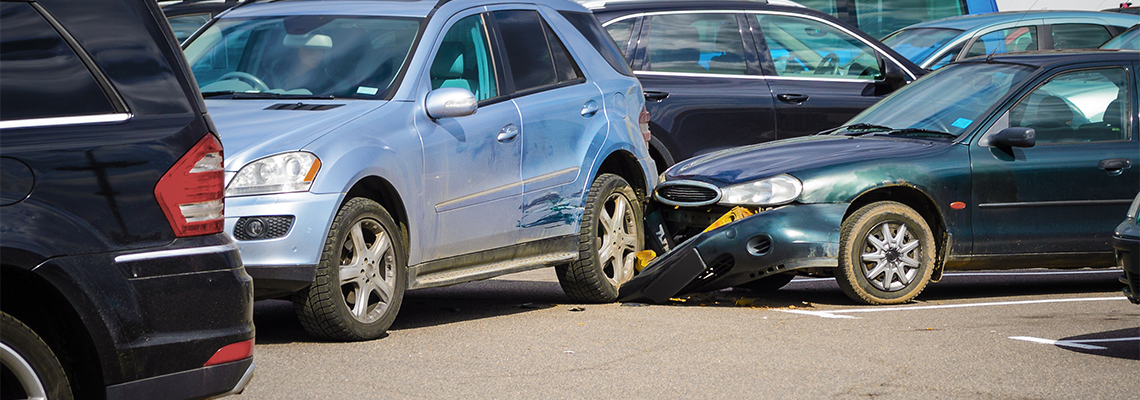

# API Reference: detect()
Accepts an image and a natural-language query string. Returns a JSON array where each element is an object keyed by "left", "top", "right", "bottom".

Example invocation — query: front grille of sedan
[{"left": 655, "top": 180, "right": 721, "bottom": 207}]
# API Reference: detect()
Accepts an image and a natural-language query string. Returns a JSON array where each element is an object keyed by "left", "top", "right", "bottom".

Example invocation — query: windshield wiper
[
  {"left": 201, "top": 90, "right": 236, "bottom": 98},
  {"left": 883, "top": 128, "right": 956, "bottom": 138},
  {"left": 200, "top": 91, "right": 335, "bottom": 100},
  {"left": 824, "top": 122, "right": 894, "bottom": 136}
]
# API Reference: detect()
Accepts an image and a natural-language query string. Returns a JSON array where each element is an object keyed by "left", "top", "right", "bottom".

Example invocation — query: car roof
[
  {"left": 222, "top": 0, "right": 587, "bottom": 18},
  {"left": 582, "top": 0, "right": 779, "bottom": 14},
  {"left": 902, "top": 10, "right": 1140, "bottom": 31},
  {"left": 959, "top": 49, "right": 1140, "bottom": 69}
]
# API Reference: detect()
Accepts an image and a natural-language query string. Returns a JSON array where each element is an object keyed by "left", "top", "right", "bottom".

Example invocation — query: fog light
[{"left": 245, "top": 219, "right": 265, "bottom": 238}]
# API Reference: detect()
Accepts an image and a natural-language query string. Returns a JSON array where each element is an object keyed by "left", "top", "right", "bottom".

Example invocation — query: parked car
[
  {"left": 882, "top": 11, "right": 1139, "bottom": 71},
  {"left": 797, "top": 0, "right": 1000, "bottom": 39},
  {"left": 1101, "top": 23, "right": 1140, "bottom": 50},
  {"left": 160, "top": 0, "right": 244, "bottom": 42},
  {"left": 1114, "top": 193, "right": 1140, "bottom": 304},
  {"left": 588, "top": 0, "right": 924, "bottom": 173},
  {"left": 620, "top": 50, "right": 1140, "bottom": 305},
  {"left": 0, "top": 0, "right": 254, "bottom": 398},
  {"left": 182, "top": 0, "right": 655, "bottom": 341},
  {"left": 1104, "top": 3, "right": 1140, "bottom": 15}
]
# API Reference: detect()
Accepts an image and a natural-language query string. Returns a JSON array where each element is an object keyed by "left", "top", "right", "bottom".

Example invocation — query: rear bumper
[
  {"left": 619, "top": 203, "right": 846, "bottom": 303},
  {"left": 106, "top": 358, "right": 254, "bottom": 400}
]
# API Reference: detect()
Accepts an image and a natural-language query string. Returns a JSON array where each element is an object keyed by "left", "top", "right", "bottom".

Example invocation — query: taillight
[
  {"left": 155, "top": 134, "right": 225, "bottom": 237},
  {"left": 204, "top": 339, "right": 254, "bottom": 366},
  {"left": 639, "top": 106, "right": 652, "bottom": 142}
]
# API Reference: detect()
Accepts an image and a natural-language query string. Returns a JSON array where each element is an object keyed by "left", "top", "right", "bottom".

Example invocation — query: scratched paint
[{"left": 518, "top": 192, "right": 583, "bottom": 228}]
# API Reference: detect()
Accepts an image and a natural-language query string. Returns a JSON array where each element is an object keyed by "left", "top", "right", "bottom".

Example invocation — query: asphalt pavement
[{"left": 239, "top": 268, "right": 1138, "bottom": 399}]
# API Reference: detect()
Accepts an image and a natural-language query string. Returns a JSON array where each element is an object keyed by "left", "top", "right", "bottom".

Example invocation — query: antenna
[{"left": 988, "top": 0, "right": 1041, "bottom": 62}]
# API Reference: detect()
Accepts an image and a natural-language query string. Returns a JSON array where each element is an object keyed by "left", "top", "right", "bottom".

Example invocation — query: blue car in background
[
  {"left": 182, "top": 0, "right": 655, "bottom": 341},
  {"left": 883, "top": 10, "right": 1139, "bottom": 70}
]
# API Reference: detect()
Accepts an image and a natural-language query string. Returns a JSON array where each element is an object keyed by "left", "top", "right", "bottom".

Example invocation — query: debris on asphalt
[
  {"left": 564, "top": 351, "right": 575, "bottom": 355},
  {"left": 620, "top": 302, "right": 650, "bottom": 307},
  {"left": 568, "top": 306, "right": 585, "bottom": 312}
]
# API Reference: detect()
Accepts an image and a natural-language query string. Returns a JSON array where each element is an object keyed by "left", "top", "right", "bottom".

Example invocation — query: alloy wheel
[
  {"left": 597, "top": 193, "right": 639, "bottom": 286},
  {"left": 338, "top": 219, "right": 397, "bottom": 324},
  {"left": 860, "top": 221, "right": 922, "bottom": 292}
]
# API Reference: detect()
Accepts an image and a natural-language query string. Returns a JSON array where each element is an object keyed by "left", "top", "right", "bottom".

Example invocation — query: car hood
[
  {"left": 207, "top": 99, "right": 386, "bottom": 171},
  {"left": 666, "top": 135, "right": 949, "bottom": 186}
]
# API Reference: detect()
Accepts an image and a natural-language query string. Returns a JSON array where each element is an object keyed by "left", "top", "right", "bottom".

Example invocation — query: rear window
[{"left": 559, "top": 11, "right": 634, "bottom": 77}]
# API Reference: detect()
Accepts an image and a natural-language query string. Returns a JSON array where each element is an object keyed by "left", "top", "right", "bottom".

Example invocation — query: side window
[
  {"left": 645, "top": 13, "right": 747, "bottom": 75},
  {"left": 1009, "top": 68, "right": 1130, "bottom": 144},
  {"left": 852, "top": 0, "right": 965, "bottom": 39},
  {"left": 1050, "top": 24, "right": 1113, "bottom": 50},
  {"left": 168, "top": 13, "right": 213, "bottom": 43},
  {"left": 430, "top": 14, "right": 497, "bottom": 101},
  {"left": 493, "top": 10, "right": 562, "bottom": 92},
  {"left": 562, "top": 11, "right": 634, "bottom": 76},
  {"left": 603, "top": 19, "right": 634, "bottom": 54},
  {"left": 928, "top": 44, "right": 962, "bottom": 70},
  {"left": 543, "top": 18, "right": 583, "bottom": 83},
  {"left": 965, "top": 26, "right": 1037, "bottom": 58},
  {"left": 0, "top": 3, "right": 116, "bottom": 122},
  {"left": 755, "top": 14, "right": 881, "bottom": 79}
]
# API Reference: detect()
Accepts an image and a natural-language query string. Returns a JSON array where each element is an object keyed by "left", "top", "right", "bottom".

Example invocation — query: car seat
[
  {"left": 707, "top": 23, "right": 746, "bottom": 74},
  {"left": 1076, "top": 96, "right": 1126, "bottom": 142},
  {"left": 1027, "top": 95, "right": 1075, "bottom": 143},
  {"left": 430, "top": 42, "right": 473, "bottom": 92}
]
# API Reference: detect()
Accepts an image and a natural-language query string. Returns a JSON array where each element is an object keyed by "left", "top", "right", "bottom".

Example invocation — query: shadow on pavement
[{"left": 1059, "top": 327, "right": 1140, "bottom": 360}]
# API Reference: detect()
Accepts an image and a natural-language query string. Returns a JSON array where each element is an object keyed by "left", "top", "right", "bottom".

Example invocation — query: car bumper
[
  {"left": 106, "top": 358, "right": 254, "bottom": 400},
  {"left": 224, "top": 191, "right": 343, "bottom": 298},
  {"left": 1113, "top": 233, "right": 1139, "bottom": 304},
  {"left": 619, "top": 203, "right": 846, "bottom": 303}
]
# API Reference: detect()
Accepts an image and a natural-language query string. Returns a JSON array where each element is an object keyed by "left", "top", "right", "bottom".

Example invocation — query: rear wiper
[
  {"left": 823, "top": 123, "right": 894, "bottom": 136},
  {"left": 884, "top": 128, "right": 956, "bottom": 138}
]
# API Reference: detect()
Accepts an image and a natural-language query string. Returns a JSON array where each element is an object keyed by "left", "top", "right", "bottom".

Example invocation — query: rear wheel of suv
[
  {"left": 835, "top": 201, "right": 935, "bottom": 305},
  {"left": 1, "top": 312, "right": 73, "bottom": 400},
  {"left": 294, "top": 198, "right": 406, "bottom": 341},
  {"left": 558, "top": 173, "right": 644, "bottom": 303}
]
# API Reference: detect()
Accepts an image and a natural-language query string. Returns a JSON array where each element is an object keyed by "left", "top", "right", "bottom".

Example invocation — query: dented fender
[{"left": 619, "top": 203, "right": 848, "bottom": 303}]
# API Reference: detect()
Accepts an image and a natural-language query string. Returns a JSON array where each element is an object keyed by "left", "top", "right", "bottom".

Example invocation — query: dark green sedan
[{"left": 622, "top": 50, "right": 1140, "bottom": 305}]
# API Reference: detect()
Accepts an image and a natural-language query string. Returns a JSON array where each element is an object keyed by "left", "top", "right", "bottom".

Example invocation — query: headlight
[
  {"left": 718, "top": 174, "right": 802, "bottom": 206},
  {"left": 226, "top": 152, "right": 321, "bottom": 196}
]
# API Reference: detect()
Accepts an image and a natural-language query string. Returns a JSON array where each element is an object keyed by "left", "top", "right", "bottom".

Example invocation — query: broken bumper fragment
[{"left": 619, "top": 203, "right": 848, "bottom": 303}]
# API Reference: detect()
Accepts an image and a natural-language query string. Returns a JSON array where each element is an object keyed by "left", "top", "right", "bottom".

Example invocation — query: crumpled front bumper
[{"left": 619, "top": 203, "right": 848, "bottom": 303}]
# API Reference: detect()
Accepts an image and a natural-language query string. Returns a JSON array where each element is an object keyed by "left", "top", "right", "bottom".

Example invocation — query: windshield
[
  {"left": 1101, "top": 25, "right": 1140, "bottom": 50},
  {"left": 840, "top": 62, "right": 1036, "bottom": 137},
  {"left": 881, "top": 27, "right": 964, "bottom": 65},
  {"left": 184, "top": 16, "right": 421, "bottom": 99}
]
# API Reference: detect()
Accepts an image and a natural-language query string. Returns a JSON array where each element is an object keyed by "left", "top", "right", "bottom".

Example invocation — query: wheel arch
[
  {"left": 844, "top": 184, "right": 949, "bottom": 277},
  {"left": 344, "top": 175, "right": 410, "bottom": 249},
  {"left": 1, "top": 265, "right": 105, "bottom": 398},
  {"left": 594, "top": 149, "right": 649, "bottom": 201}
]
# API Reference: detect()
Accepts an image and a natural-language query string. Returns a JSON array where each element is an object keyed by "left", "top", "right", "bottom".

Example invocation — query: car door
[
  {"left": 626, "top": 11, "right": 776, "bottom": 164},
  {"left": 488, "top": 8, "right": 605, "bottom": 241},
  {"left": 750, "top": 12, "right": 908, "bottom": 138},
  {"left": 414, "top": 12, "right": 524, "bottom": 262},
  {"left": 969, "top": 64, "right": 1140, "bottom": 254}
]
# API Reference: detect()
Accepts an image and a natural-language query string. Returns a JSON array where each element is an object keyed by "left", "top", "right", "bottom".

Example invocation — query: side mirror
[
  {"left": 425, "top": 87, "right": 477, "bottom": 119},
  {"left": 988, "top": 127, "right": 1036, "bottom": 148},
  {"left": 872, "top": 55, "right": 907, "bottom": 95}
]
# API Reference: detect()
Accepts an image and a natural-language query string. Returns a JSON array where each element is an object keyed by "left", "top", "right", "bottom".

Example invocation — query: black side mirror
[
  {"left": 988, "top": 127, "right": 1036, "bottom": 148},
  {"left": 872, "top": 55, "right": 907, "bottom": 95}
]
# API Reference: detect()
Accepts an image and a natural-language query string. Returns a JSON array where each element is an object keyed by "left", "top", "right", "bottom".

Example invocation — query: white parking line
[
  {"left": 775, "top": 297, "right": 1128, "bottom": 319},
  {"left": 788, "top": 269, "right": 1123, "bottom": 283},
  {"left": 1009, "top": 336, "right": 1140, "bottom": 351}
]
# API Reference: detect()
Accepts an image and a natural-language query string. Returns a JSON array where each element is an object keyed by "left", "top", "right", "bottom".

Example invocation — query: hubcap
[
  {"left": 596, "top": 193, "right": 639, "bottom": 286},
  {"left": 860, "top": 221, "right": 921, "bottom": 292},
  {"left": 338, "top": 219, "right": 396, "bottom": 323},
  {"left": 1, "top": 342, "right": 48, "bottom": 400}
]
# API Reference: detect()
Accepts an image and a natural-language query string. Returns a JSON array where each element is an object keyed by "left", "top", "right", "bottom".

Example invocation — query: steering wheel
[
  {"left": 217, "top": 71, "right": 270, "bottom": 92},
  {"left": 814, "top": 52, "right": 840, "bottom": 75}
]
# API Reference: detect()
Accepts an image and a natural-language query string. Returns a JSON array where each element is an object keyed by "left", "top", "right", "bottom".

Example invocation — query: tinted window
[
  {"left": 1101, "top": 25, "right": 1140, "bottom": 50},
  {"left": 881, "top": 27, "right": 963, "bottom": 65},
  {"left": 543, "top": 20, "right": 583, "bottom": 83},
  {"left": 645, "top": 13, "right": 747, "bottom": 75},
  {"left": 927, "top": 43, "right": 961, "bottom": 70},
  {"left": 1010, "top": 68, "right": 1130, "bottom": 144},
  {"left": 965, "top": 26, "right": 1037, "bottom": 58},
  {"left": 561, "top": 11, "right": 635, "bottom": 76},
  {"left": 756, "top": 14, "right": 880, "bottom": 79},
  {"left": 430, "top": 14, "right": 497, "bottom": 100},
  {"left": 603, "top": 19, "right": 634, "bottom": 53},
  {"left": 168, "top": 13, "right": 213, "bottom": 43},
  {"left": 0, "top": 3, "right": 115, "bottom": 121},
  {"left": 1051, "top": 24, "right": 1112, "bottom": 50},
  {"left": 853, "top": 0, "right": 965, "bottom": 39},
  {"left": 494, "top": 10, "right": 557, "bottom": 91}
]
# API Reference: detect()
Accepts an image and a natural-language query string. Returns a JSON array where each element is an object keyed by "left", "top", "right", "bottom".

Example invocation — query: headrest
[
  {"left": 431, "top": 42, "right": 465, "bottom": 78},
  {"left": 284, "top": 33, "right": 333, "bottom": 48}
]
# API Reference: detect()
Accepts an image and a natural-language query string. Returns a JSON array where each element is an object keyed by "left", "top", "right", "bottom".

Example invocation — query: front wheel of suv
[
  {"left": 294, "top": 198, "right": 407, "bottom": 341},
  {"left": 557, "top": 173, "right": 644, "bottom": 303}
]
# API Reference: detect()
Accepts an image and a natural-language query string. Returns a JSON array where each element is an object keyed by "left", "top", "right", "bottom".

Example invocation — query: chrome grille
[{"left": 655, "top": 180, "right": 721, "bottom": 206}]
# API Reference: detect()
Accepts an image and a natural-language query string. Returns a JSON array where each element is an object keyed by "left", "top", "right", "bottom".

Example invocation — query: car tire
[
  {"left": 557, "top": 173, "right": 644, "bottom": 303},
  {"left": 835, "top": 201, "right": 936, "bottom": 305},
  {"left": 293, "top": 198, "right": 406, "bottom": 341},
  {"left": 735, "top": 273, "right": 796, "bottom": 292},
  {"left": 1, "top": 312, "right": 73, "bottom": 400}
]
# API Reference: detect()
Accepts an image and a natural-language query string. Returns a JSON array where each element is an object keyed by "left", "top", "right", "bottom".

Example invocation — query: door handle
[
  {"left": 777, "top": 93, "right": 810, "bottom": 104},
  {"left": 1098, "top": 158, "right": 1131, "bottom": 176},
  {"left": 497, "top": 124, "right": 518, "bottom": 143},
  {"left": 581, "top": 100, "right": 599, "bottom": 117},
  {"left": 644, "top": 91, "right": 669, "bottom": 102}
]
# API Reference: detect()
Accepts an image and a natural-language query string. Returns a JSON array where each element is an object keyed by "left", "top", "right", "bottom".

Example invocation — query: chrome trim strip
[
  {"left": 635, "top": 71, "right": 766, "bottom": 80},
  {"left": 654, "top": 180, "right": 723, "bottom": 207},
  {"left": 115, "top": 243, "right": 238, "bottom": 263},
  {"left": 978, "top": 199, "right": 1135, "bottom": 209},
  {"left": 521, "top": 167, "right": 580, "bottom": 191},
  {"left": 763, "top": 75, "right": 877, "bottom": 83},
  {"left": 0, "top": 113, "right": 131, "bottom": 130},
  {"left": 435, "top": 181, "right": 523, "bottom": 213}
]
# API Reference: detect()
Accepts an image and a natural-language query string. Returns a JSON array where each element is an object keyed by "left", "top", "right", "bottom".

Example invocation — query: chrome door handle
[
  {"left": 497, "top": 124, "right": 519, "bottom": 142},
  {"left": 581, "top": 100, "right": 599, "bottom": 117}
]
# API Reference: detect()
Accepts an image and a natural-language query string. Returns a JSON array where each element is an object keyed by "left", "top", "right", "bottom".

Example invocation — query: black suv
[
  {"left": 1, "top": 0, "right": 254, "bottom": 399},
  {"left": 589, "top": 0, "right": 924, "bottom": 172}
]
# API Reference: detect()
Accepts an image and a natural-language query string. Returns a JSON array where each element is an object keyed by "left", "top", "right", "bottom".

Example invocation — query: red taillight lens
[
  {"left": 155, "top": 134, "right": 225, "bottom": 237},
  {"left": 204, "top": 339, "right": 254, "bottom": 366},
  {"left": 639, "top": 106, "right": 652, "bottom": 142}
]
